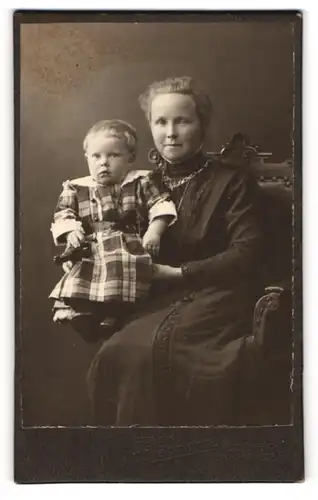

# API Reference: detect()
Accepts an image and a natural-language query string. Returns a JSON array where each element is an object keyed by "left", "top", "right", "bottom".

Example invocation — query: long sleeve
[
  {"left": 50, "top": 181, "right": 83, "bottom": 245},
  {"left": 181, "top": 173, "right": 262, "bottom": 287},
  {"left": 138, "top": 173, "right": 177, "bottom": 226}
]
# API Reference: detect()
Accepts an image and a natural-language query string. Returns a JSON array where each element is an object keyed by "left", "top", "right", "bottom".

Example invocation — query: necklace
[
  {"left": 163, "top": 160, "right": 209, "bottom": 190},
  {"left": 162, "top": 160, "right": 209, "bottom": 212}
]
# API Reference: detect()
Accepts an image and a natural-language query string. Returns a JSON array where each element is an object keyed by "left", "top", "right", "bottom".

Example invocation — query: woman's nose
[{"left": 166, "top": 123, "right": 177, "bottom": 138}]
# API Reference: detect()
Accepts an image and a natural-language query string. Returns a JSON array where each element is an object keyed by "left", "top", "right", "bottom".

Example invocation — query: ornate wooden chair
[
  {"left": 250, "top": 163, "right": 292, "bottom": 424},
  {"left": 211, "top": 135, "right": 293, "bottom": 424}
]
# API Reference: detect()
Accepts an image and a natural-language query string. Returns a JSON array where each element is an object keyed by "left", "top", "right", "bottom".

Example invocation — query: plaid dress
[{"left": 49, "top": 170, "right": 176, "bottom": 305}]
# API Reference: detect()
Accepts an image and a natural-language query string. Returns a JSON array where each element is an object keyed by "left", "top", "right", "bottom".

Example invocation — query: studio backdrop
[{"left": 20, "top": 20, "right": 294, "bottom": 426}]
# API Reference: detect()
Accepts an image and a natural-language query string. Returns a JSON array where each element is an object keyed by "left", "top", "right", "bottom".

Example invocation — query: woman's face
[{"left": 150, "top": 93, "right": 202, "bottom": 163}]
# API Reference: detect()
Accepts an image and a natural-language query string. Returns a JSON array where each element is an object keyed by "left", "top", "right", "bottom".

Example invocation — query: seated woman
[{"left": 87, "top": 76, "right": 263, "bottom": 426}]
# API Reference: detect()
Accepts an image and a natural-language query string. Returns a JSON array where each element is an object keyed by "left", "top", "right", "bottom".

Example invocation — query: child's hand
[
  {"left": 62, "top": 261, "right": 74, "bottom": 273},
  {"left": 142, "top": 229, "right": 161, "bottom": 256},
  {"left": 67, "top": 229, "right": 85, "bottom": 248}
]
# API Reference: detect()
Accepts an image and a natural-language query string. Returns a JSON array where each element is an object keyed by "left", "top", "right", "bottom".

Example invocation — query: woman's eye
[
  {"left": 155, "top": 118, "right": 166, "bottom": 125},
  {"left": 176, "top": 117, "right": 190, "bottom": 124}
]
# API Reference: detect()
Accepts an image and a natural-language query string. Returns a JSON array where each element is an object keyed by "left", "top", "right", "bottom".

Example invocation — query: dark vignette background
[{"left": 20, "top": 19, "right": 295, "bottom": 427}]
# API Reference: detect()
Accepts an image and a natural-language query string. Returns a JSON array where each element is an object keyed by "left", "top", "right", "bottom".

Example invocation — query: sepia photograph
[{"left": 15, "top": 11, "right": 303, "bottom": 482}]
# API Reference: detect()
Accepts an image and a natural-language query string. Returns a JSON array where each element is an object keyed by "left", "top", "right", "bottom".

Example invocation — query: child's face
[{"left": 85, "top": 132, "right": 132, "bottom": 185}]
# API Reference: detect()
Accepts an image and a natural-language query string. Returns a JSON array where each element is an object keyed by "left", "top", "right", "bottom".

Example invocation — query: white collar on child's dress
[{"left": 69, "top": 170, "right": 151, "bottom": 188}]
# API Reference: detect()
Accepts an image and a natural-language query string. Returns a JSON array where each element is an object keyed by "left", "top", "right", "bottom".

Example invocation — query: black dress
[{"left": 87, "top": 152, "right": 263, "bottom": 426}]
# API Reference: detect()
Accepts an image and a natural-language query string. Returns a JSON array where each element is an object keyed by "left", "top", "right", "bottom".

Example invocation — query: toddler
[{"left": 49, "top": 119, "right": 176, "bottom": 342}]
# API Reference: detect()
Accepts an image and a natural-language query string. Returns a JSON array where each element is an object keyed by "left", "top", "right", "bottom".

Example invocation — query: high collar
[{"left": 159, "top": 150, "right": 207, "bottom": 179}]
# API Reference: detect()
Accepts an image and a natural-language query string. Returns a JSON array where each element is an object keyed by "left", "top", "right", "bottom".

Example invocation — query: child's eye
[
  {"left": 92, "top": 153, "right": 100, "bottom": 159},
  {"left": 109, "top": 153, "right": 120, "bottom": 158}
]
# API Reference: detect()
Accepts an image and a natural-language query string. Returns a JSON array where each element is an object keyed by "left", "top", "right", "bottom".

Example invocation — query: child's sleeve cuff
[
  {"left": 148, "top": 200, "right": 177, "bottom": 226},
  {"left": 50, "top": 220, "right": 83, "bottom": 245}
]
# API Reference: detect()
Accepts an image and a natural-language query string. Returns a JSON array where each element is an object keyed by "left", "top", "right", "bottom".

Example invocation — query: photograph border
[{"left": 14, "top": 9, "right": 303, "bottom": 482}]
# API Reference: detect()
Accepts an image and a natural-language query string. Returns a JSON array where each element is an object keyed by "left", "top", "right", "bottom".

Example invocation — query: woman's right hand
[
  {"left": 152, "top": 264, "right": 183, "bottom": 280},
  {"left": 67, "top": 229, "right": 85, "bottom": 248}
]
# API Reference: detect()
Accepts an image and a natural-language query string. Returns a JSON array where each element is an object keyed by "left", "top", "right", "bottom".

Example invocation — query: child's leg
[
  {"left": 53, "top": 299, "right": 137, "bottom": 343},
  {"left": 53, "top": 299, "right": 105, "bottom": 344},
  {"left": 70, "top": 315, "right": 103, "bottom": 344},
  {"left": 52, "top": 299, "right": 89, "bottom": 323},
  {"left": 99, "top": 302, "right": 136, "bottom": 331},
  {"left": 66, "top": 300, "right": 137, "bottom": 343}
]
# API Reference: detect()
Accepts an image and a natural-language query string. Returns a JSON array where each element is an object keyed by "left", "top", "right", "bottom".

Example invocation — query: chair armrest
[
  {"left": 265, "top": 280, "right": 292, "bottom": 294},
  {"left": 246, "top": 284, "right": 293, "bottom": 424},
  {"left": 253, "top": 286, "right": 286, "bottom": 350}
]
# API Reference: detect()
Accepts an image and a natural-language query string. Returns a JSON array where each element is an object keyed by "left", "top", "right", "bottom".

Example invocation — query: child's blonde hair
[{"left": 83, "top": 119, "right": 138, "bottom": 160}]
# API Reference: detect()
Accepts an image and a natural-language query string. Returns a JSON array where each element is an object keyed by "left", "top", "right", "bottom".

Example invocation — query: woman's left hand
[{"left": 152, "top": 264, "right": 182, "bottom": 280}]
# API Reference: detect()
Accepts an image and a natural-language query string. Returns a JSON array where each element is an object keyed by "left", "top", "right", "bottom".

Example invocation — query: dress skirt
[
  {"left": 87, "top": 283, "right": 255, "bottom": 426},
  {"left": 49, "top": 229, "right": 153, "bottom": 304}
]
